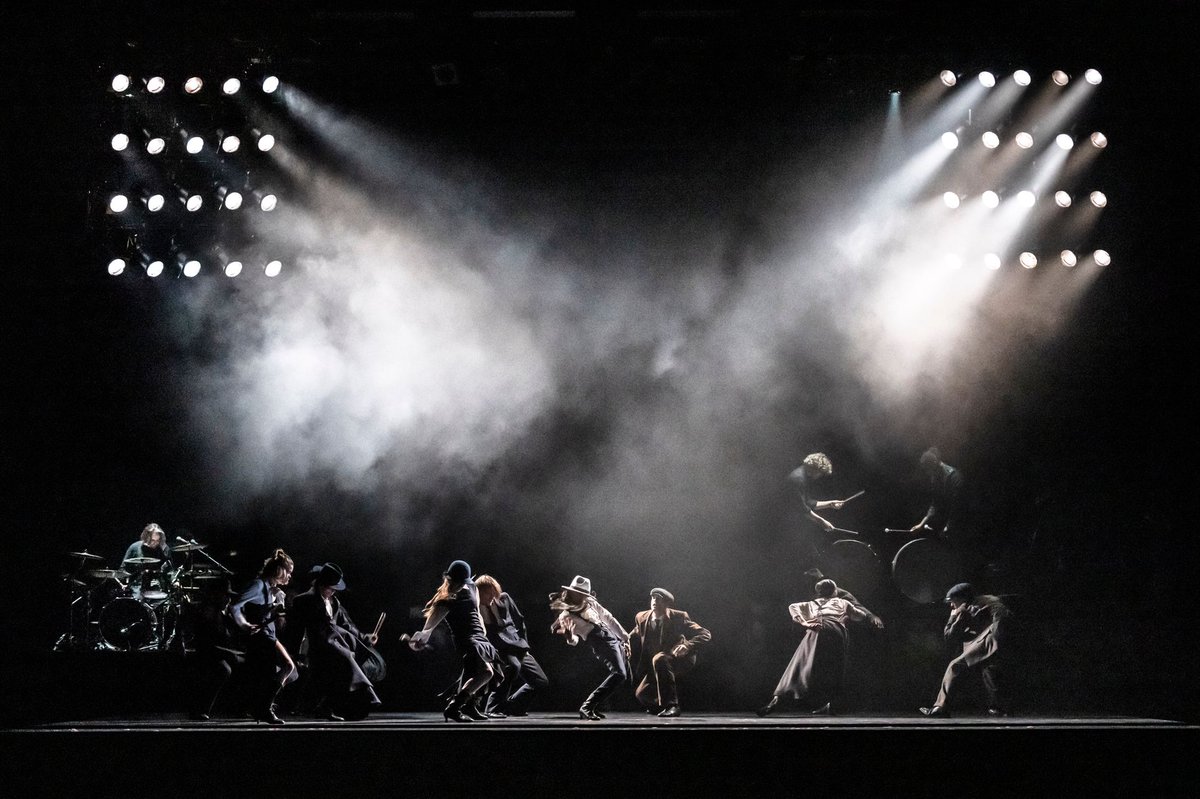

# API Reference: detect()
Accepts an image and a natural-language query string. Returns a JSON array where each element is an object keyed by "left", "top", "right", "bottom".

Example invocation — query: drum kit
[{"left": 57, "top": 539, "right": 233, "bottom": 653}]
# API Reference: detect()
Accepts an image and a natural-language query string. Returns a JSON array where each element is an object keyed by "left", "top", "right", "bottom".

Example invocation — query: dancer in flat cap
[
  {"left": 408, "top": 560, "right": 499, "bottom": 722},
  {"left": 757, "top": 578, "right": 884, "bottom": 716},
  {"left": 920, "top": 583, "right": 1012, "bottom": 717},
  {"left": 627, "top": 587, "right": 711, "bottom": 717},
  {"left": 549, "top": 575, "right": 630, "bottom": 721}
]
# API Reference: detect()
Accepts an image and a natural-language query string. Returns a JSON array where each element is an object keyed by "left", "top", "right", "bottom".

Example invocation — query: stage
[{"left": 4, "top": 712, "right": 1196, "bottom": 796}]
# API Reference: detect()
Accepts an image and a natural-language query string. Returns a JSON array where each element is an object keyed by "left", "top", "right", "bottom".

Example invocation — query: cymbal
[
  {"left": 171, "top": 542, "right": 207, "bottom": 552},
  {"left": 67, "top": 550, "right": 105, "bottom": 561},
  {"left": 86, "top": 568, "right": 131, "bottom": 580},
  {"left": 123, "top": 557, "right": 163, "bottom": 566}
]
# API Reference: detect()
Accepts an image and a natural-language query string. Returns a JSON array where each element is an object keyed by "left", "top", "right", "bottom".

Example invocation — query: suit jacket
[
  {"left": 944, "top": 595, "right": 1011, "bottom": 667},
  {"left": 482, "top": 592, "right": 531, "bottom": 652},
  {"left": 282, "top": 588, "right": 363, "bottom": 660},
  {"left": 628, "top": 608, "right": 711, "bottom": 679}
]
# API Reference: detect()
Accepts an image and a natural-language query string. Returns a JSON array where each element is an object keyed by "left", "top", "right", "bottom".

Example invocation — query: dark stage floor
[{"left": 5, "top": 712, "right": 1196, "bottom": 797}]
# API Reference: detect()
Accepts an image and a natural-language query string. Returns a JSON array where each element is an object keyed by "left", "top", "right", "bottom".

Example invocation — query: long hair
[
  {"left": 423, "top": 576, "right": 457, "bottom": 618},
  {"left": 260, "top": 548, "right": 294, "bottom": 579},
  {"left": 474, "top": 574, "right": 501, "bottom": 606},
  {"left": 140, "top": 523, "right": 165, "bottom": 546}
]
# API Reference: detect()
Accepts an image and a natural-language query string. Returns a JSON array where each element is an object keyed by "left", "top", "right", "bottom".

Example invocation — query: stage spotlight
[
  {"left": 1090, "top": 132, "right": 1108, "bottom": 148},
  {"left": 981, "top": 131, "right": 1000, "bottom": 149},
  {"left": 941, "top": 131, "right": 959, "bottom": 149},
  {"left": 1015, "top": 132, "right": 1033, "bottom": 149},
  {"left": 982, "top": 190, "right": 1000, "bottom": 208},
  {"left": 1060, "top": 250, "right": 1077, "bottom": 267},
  {"left": 1019, "top": 252, "right": 1037, "bottom": 269},
  {"left": 943, "top": 192, "right": 961, "bottom": 209},
  {"left": 108, "top": 194, "right": 129, "bottom": 213},
  {"left": 107, "top": 258, "right": 126, "bottom": 275},
  {"left": 939, "top": 70, "right": 957, "bottom": 87},
  {"left": 1094, "top": 249, "right": 1111, "bottom": 266},
  {"left": 111, "top": 74, "right": 131, "bottom": 93},
  {"left": 146, "top": 136, "right": 165, "bottom": 154},
  {"left": 1017, "top": 190, "right": 1036, "bottom": 207},
  {"left": 146, "top": 193, "right": 165, "bottom": 212},
  {"left": 220, "top": 135, "right": 241, "bottom": 153},
  {"left": 1013, "top": 70, "right": 1031, "bottom": 86},
  {"left": 222, "top": 78, "right": 241, "bottom": 95},
  {"left": 984, "top": 253, "right": 1002, "bottom": 270},
  {"left": 184, "top": 76, "right": 204, "bottom": 94},
  {"left": 186, "top": 136, "right": 204, "bottom": 154},
  {"left": 1054, "top": 191, "right": 1072, "bottom": 208},
  {"left": 1085, "top": 69, "right": 1102, "bottom": 85},
  {"left": 223, "top": 191, "right": 243, "bottom": 210},
  {"left": 260, "top": 194, "right": 277, "bottom": 211},
  {"left": 1055, "top": 133, "right": 1074, "bottom": 150},
  {"left": 224, "top": 260, "right": 243, "bottom": 277},
  {"left": 257, "top": 133, "right": 276, "bottom": 152},
  {"left": 184, "top": 193, "right": 203, "bottom": 212},
  {"left": 264, "top": 259, "right": 282, "bottom": 277},
  {"left": 978, "top": 71, "right": 996, "bottom": 88},
  {"left": 146, "top": 76, "right": 165, "bottom": 94},
  {"left": 145, "top": 259, "right": 164, "bottom": 277},
  {"left": 111, "top": 133, "right": 129, "bottom": 151},
  {"left": 1090, "top": 191, "right": 1107, "bottom": 208},
  {"left": 182, "top": 260, "right": 201, "bottom": 277},
  {"left": 262, "top": 75, "right": 280, "bottom": 94},
  {"left": 1052, "top": 70, "right": 1069, "bottom": 86}
]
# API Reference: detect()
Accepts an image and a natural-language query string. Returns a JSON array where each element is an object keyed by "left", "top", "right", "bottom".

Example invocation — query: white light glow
[
  {"left": 111, "top": 74, "right": 131, "bottom": 93},
  {"left": 1052, "top": 70, "right": 1069, "bottom": 86},
  {"left": 146, "top": 76, "right": 165, "bottom": 94},
  {"left": 222, "top": 78, "right": 241, "bottom": 95},
  {"left": 260, "top": 194, "right": 277, "bottom": 212},
  {"left": 940, "top": 131, "right": 959, "bottom": 150},
  {"left": 107, "top": 258, "right": 126, "bottom": 275},
  {"left": 264, "top": 259, "right": 282, "bottom": 277},
  {"left": 1085, "top": 69, "right": 1102, "bottom": 85},
  {"left": 942, "top": 192, "right": 961, "bottom": 209},
  {"left": 939, "top": 70, "right": 956, "bottom": 87},
  {"left": 1054, "top": 191, "right": 1072, "bottom": 208},
  {"left": 984, "top": 253, "right": 1002, "bottom": 270},
  {"left": 224, "top": 260, "right": 243, "bottom": 277},
  {"left": 111, "top": 133, "right": 129, "bottom": 151},
  {"left": 108, "top": 194, "right": 129, "bottom": 213},
  {"left": 1015, "top": 132, "right": 1033, "bottom": 149},
  {"left": 221, "top": 135, "right": 241, "bottom": 153},
  {"left": 146, "top": 194, "right": 164, "bottom": 212},
  {"left": 1091, "top": 132, "right": 1108, "bottom": 148},
  {"left": 146, "top": 260, "right": 164, "bottom": 277},
  {"left": 257, "top": 134, "right": 276, "bottom": 152},
  {"left": 263, "top": 76, "right": 280, "bottom": 94},
  {"left": 978, "top": 71, "right": 996, "bottom": 88},
  {"left": 1061, "top": 250, "right": 1077, "bottom": 267},
  {"left": 981, "top": 190, "right": 1000, "bottom": 208},
  {"left": 1013, "top": 70, "right": 1031, "bottom": 86},
  {"left": 183, "top": 260, "right": 202, "bottom": 277},
  {"left": 1017, "top": 190, "right": 1036, "bottom": 208},
  {"left": 184, "top": 76, "right": 204, "bottom": 94},
  {"left": 224, "top": 191, "right": 243, "bottom": 210},
  {"left": 1019, "top": 252, "right": 1037, "bottom": 269},
  {"left": 1055, "top": 133, "right": 1074, "bottom": 150},
  {"left": 186, "top": 136, "right": 204, "bottom": 154},
  {"left": 1094, "top": 249, "right": 1111, "bottom": 266},
  {"left": 186, "top": 195, "right": 203, "bottom": 212},
  {"left": 981, "top": 131, "right": 1000, "bottom": 149},
  {"left": 1090, "top": 191, "right": 1107, "bottom": 208},
  {"left": 146, "top": 137, "right": 165, "bottom": 154}
]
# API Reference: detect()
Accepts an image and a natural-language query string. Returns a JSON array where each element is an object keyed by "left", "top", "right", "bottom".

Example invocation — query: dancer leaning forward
[{"left": 549, "top": 575, "right": 630, "bottom": 720}]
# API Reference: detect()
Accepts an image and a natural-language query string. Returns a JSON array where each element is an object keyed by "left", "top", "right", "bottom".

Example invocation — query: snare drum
[{"left": 99, "top": 597, "right": 157, "bottom": 651}]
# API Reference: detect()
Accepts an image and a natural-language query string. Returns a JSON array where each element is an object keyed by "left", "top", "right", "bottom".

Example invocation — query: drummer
[
  {"left": 906, "top": 448, "right": 965, "bottom": 542},
  {"left": 788, "top": 453, "right": 845, "bottom": 533},
  {"left": 122, "top": 522, "right": 173, "bottom": 596}
]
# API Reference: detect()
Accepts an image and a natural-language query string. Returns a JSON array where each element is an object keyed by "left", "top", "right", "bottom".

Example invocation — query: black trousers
[
  {"left": 581, "top": 625, "right": 629, "bottom": 710},
  {"left": 485, "top": 647, "right": 550, "bottom": 713}
]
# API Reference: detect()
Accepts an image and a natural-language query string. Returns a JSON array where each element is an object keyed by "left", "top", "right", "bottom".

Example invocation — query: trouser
[
  {"left": 935, "top": 653, "right": 1005, "bottom": 710},
  {"left": 580, "top": 625, "right": 628, "bottom": 710},
  {"left": 634, "top": 650, "right": 696, "bottom": 708},
  {"left": 485, "top": 648, "right": 550, "bottom": 713}
]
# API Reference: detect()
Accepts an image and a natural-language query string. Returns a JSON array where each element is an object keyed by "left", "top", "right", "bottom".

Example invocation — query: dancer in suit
[
  {"left": 229, "top": 548, "right": 296, "bottom": 725},
  {"left": 549, "top": 575, "right": 629, "bottom": 721},
  {"left": 408, "top": 560, "right": 498, "bottom": 722},
  {"left": 920, "top": 582, "right": 1013, "bottom": 717},
  {"left": 474, "top": 574, "right": 548, "bottom": 717},
  {"left": 757, "top": 578, "right": 884, "bottom": 716},
  {"left": 282, "top": 562, "right": 382, "bottom": 721},
  {"left": 627, "top": 587, "right": 711, "bottom": 717}
]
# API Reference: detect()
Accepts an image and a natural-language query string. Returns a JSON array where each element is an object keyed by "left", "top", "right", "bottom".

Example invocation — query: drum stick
[
  {"left": 843, "top": 490, "right": 866, "bottom": 503},
  {"left": 372, "top": 612, "right": 386, "bottom": 638}
]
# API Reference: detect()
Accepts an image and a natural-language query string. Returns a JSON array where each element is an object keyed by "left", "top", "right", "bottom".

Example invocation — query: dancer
[
  {"left": 627, "top": 587, "right": 711, "bottom": 717},
  {"left": 920, "top": 583, "right": 1012, "bottom": 717},
  {"left": 229, "top": 548, "right": 297, "bottom": 725},
  {"left": 407, "top": 560, "right": 498, "bottom": 722},
  {"left": 549, "top": 575, "right": 629, "bottom": 721},
  {"left": 474, "top": 574, "right": 548, "bottom": 717},
  {"left": 757, "top": 578, "right": 884, "bottom": 716},
  {"left": 282, "top": 562, "right": 382, "bottom": 721}
]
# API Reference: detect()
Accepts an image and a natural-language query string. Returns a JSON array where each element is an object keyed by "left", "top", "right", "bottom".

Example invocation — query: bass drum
[
  {"left": 822, "top": 539, "right": 883, "bottom": 605},
  {"left": 99, "top": 597, "right": 156, "bottom": 651},
  {"left": 891, "top": 537, "right": 964, "bottom": 604}
]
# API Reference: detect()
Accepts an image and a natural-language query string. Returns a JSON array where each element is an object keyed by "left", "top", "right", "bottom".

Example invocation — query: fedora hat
[
  {"left": 561, "top": 575, "right": 594, "bottom": 596},
  {"left": 310, "top": 562, "right": 346, "bottom": 591}
]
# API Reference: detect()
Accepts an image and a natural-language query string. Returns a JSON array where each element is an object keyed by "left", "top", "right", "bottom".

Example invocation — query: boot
[{"left": 756, "top": 696, "right": 780, "bottom": 717}]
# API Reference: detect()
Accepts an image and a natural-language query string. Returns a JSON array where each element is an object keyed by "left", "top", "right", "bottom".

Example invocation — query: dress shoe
[
  {"left": 919, "top": 706, "right": 949, "bottom": 717},
  {"left": 658, "top": 705, "right": 681, "bottom": 718},
  {"left": 253, "top": 708, "right": 285, "bottom": 725},
  {"left": 644, "top": 705, "right": 662, "bottom": 715},
  {"left": 755, "top": 696, "right": 780, "bottom": 717},
  {"left": 485, "top": 710, "right": 509, "bottom": 719},
  {"left": 461, "top": 702, "right": 489, "bottom": 721},
  {"left": 443, "top": 697, "right": 474, "bottom": 723},
  {"left": 578, "top": 706, "right": 602, "bottom": 721},
  {"left": 810, "top": 702, "right": 833, "bottom": 716}
]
